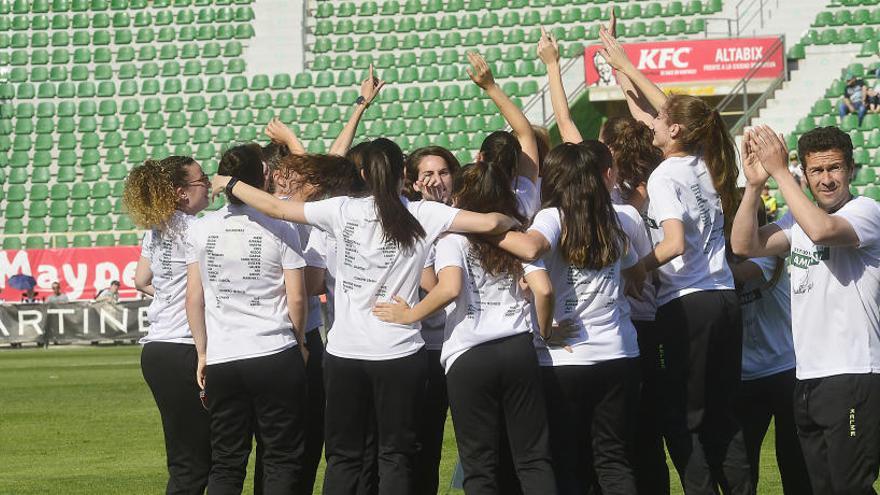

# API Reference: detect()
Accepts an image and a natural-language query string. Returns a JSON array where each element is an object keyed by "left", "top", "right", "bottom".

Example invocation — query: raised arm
[
  {"left": 598, "top": 25, "right": 668, "bottom": 115},
  {"left": 448, "top": 210, "right": 520, "bottom": 236},
  {"left": 210, "top": 175, "right": 307, "bottom": 224},
  {"left": 538, "top": 27, "right": 582, "bottom": 144},
  {"left": 265, "top": 118, "right": 305, "bottom": 155},
  {"left": 329, "top": 64, "right": 385, "bottom": 156},
  {"left": 372, "top": 266, "right": 462, "bottom": 325},
  {"left": 467, "top": 51, "right": 540, "bottom": 183},
  {"left": 731, "top": 129, "right": 791, "bottom": 257},
  {"left": 134, "top": 256, "right": 155, "bottom": 297},
  {"left": 602, "top": 10, "right": 657, "bottom": 125},
  {"left": 185, "top": 263, "right": 207, "bottom": 390},
  {"left": 752, "top": 125, "right": 860, "bottom": 247}
]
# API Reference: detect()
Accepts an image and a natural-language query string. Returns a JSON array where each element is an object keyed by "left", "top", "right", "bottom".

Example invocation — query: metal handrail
[{"left": 714, "top": 35, "right": 787, "bottom": 135}]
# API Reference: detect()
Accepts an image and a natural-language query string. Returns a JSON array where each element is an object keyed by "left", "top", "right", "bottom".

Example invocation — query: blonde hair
[{"left": 122, "top": 156, "right": 194, "bottom": 230}]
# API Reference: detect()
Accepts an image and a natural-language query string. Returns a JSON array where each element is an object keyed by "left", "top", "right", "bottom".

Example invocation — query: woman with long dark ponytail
[
  {"left": 599, "top": 24, "right": 751, "bottom": 493},
  {"left": 209, "top": 138, "right": 520, "bottom": 494},
  {"left": 125, "top": 156, "right": 212, "bottom": 495},
  {"left": 374, "top": 158, "right": 557, "bottom": 493},
  {"left": 496, "top": 141, "right": 642, "bottom": 494}
]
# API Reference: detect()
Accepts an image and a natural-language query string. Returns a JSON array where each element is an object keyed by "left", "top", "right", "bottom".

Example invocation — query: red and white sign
[
  {"left": 585, "top": 36, "right": 784, "bottom": 87},
  {"left": 0, "top": 247, "right": 141, "bottom": 302}
]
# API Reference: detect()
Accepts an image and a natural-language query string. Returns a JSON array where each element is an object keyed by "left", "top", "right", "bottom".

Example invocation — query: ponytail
[
  {"left": 664, "top": 95, "right": 740, "bottom": 236},
  {"left": 479, "top": 131, "right": 520, "bottom": 179},
  {"left": 452, "top": 158, "right": 526, "bottom": 278},
  {"left": 600, "top": 116, "right": 663, "bottom": 200},
  {"left": 123, "top": 156, "right": 194, "bottom": 230},
  {"left": 363, "top": 138, "right": 425, "bottom": 250},
  {"left": 541, "top": 142, "right": 625, "bottom": 269}
]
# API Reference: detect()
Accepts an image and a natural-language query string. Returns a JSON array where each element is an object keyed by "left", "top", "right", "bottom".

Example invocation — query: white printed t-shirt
[
  {"left": 738, "top": 256, "right": 795, "bottom": 380},
  {"left": 614, "top": 203, "right": 657, "bottom": 322},
  {"left": 434, "top": 233, "right": 542, "bottom": 373},
  {"left": 306, "top": 230, "right": 335, "bottom": 327},
  {"left": 295, "top": 223, "right": 325, "bottom": 333},
  {"left": 529, "top": 207, "right": 640, "bottom": 366},
  {"left": 774, "top": 196, "right": 880, "bottom": 379},
  {"left": 303, "top": 196, "right": 460, "bottom": 360},
  {"left": 645, "top": 155, "right": 734, "bottom": 306},
  {"left": 185, "top": 204, "right": 306, "bottom": 365},
  {"left": 140, "top": 211, "right": 195, "bottom": 344}
]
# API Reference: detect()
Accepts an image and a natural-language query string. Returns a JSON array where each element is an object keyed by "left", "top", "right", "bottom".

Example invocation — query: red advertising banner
[
  {"left": 584, "top": 36, "right": 784, "bottom": 87},
  {"left": 0, "top": 246, "right": 141, "bottom": 302}
]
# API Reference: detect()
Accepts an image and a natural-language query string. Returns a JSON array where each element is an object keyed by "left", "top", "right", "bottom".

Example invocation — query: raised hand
[
  {"left": 751, "top": 125, "right": 790, "bottom": 178},
  {"left": 372, "top": 296, "right": 413, "bottom": 324},
  {"left": 598, "top": 23, "right": 634, "bottom": 73},
  {"left": 210, "top": 174, "right": 232, "bottom": 201},
  {"left": 537, "top": 26, "right": 560, "bottom": 66},
  {"left": 265, "top": 118, "right": 300, "bottom": 146},
  {"left": 741, "top": 128, "right": 770, "bottom": 187},
  {"left": 361, "top": 64, "right": 386, "bottom": 106},
  {"left": 466, "top": 51, "right": 496, "bottom": 90},
  {"left": 608, "top": 5, "right": 617, "bottom": 37}
]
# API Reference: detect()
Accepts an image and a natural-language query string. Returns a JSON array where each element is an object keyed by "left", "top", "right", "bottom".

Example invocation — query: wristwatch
[
  {"left": 355, "top": 95, "right": 367, "bottom": 106},
  {"left": 225, "top": 177, "right": 239, "bottom": 198}
]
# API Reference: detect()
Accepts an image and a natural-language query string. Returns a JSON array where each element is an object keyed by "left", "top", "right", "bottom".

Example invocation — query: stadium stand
[{"left": 1, "top": 0, "right": 723, "bottom": 247}]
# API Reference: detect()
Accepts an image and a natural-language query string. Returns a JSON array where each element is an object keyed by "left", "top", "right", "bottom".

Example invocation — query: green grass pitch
[{"left": 0, "top": 345, "right": 838, "bottom": 494}]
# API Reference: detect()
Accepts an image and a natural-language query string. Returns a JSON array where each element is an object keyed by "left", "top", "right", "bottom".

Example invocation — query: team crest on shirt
[{"left": 790, "top": 246, "right": 830, "bottom": 270}]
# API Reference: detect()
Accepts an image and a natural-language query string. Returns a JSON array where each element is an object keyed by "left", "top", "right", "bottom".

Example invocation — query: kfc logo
[{"left": 637, "top": 48, "right": 692, "bottom": 70}]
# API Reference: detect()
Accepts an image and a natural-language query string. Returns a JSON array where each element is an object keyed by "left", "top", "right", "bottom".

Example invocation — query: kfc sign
[{"left": 585, "top": 37, "right": 783, "bottom": 87}]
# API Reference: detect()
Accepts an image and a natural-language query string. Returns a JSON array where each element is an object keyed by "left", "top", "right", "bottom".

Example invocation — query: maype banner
[
  {"left": 0, "top": 246, "right": 141, "bottom": 302},
  {"left": 584, "top": 36, "right": 784, "bottom": 87},
  {"left": 0, "top": 300, "right": 151, "bottom": 345}
]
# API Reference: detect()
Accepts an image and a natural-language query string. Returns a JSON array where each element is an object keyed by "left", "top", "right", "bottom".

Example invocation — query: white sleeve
[
  {"left": 184, "top": 225, "right": 199, "bottom": 265},
  {"left": 528, "top": 208, "right": 561, "bottom": 250},
  {"left": 836, "top": 197, "right": 880, "bottom": 249},
  {"left": 523, "top": 258, "right": 546, "bottom": 275},
  {"left": 646, "top": 175, "right": 686, "bottom": 224},
  {"left": 424, "top": 243, "right": 437, "bottom": 269},
  {"left": 513, "top": 176, "right": 539, "bottom": 219},
  {"left": 140, "top": 230, "right": 153, "bottom": 261},
  {"left": 417, "top": 201, "right": 461, "bottom": 242},
  {"left": 302, "top": 196, "right": 346, "bottom": 235},
  {"left": 773, "top": 211, "right": 795, "bottom": 243},
  {"left": 278, "top": 222, "right": 307, "bottom": 270},
  {"left": 433, "top": 235, "right": 465, "bottom": 272}
]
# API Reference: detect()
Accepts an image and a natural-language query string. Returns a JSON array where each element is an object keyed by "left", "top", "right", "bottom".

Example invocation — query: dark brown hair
[
  {"left": 797, "top": 126, "right": 855, "bottom": 170},
  {"left": 541, "top": 141, "right": 625, "bottom": 269},
  {"left": 664, "top": 94, "right": 740, "bottom": 236},
  {"left": 278, "top": 153, "right": 365, "bottom": 200},
  {"left": 452, "top": 160, "right": 526, "bottom": 278},
  {"left": 600, "top": 116, "right": 663, "bottom": 200},
  {"left": 218, "top": 144, "right": 265, "bottom": 205},
  {"left": 362, "top": 138, "right": 426, "bottom": 250},
  {"left": 479, "top": 131, "right": 521, "bottom": 180},
  {"left": 403, "top": 146, "right": 461, "bottom": 201}
]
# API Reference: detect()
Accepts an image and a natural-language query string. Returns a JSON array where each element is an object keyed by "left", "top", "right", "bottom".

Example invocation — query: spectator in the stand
[
  {"left": 95, "top": 281, "right": 120, "bottom": 303},
  {"left": 839, "top": 72, "right": 867, "bottom": 125},
  {"left": 761, "top": 185, "right": 778, "bottom": 222},
  {"left": 21, "top": 287, "right": 40, "bottom": 303},
  {"left": 46, "top": 282, "right": 69, "bottom": 304}
]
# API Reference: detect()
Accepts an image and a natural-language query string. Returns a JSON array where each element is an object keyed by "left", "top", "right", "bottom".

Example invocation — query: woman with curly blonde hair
[{"left": 124, "top": 155, "right": 212, "bottom": 495}]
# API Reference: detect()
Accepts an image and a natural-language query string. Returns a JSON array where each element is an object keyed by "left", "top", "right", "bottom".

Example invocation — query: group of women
[{"left": 125, "top": 16, "right": 806, "bottom": 495}]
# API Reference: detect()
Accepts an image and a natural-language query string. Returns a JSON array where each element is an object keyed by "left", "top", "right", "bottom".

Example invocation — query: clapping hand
[
  {"left": 750, "top": 125, "right": 790, "bottom": 179},
  {"left": 741, "top": 128, "right": 770, "bottom": 187}
]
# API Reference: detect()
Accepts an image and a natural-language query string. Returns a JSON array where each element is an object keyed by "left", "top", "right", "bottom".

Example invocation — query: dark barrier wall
[{"left": 0, "top": 301, "right": 151, "bottom": 345}]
